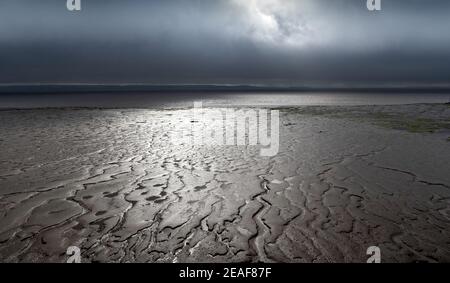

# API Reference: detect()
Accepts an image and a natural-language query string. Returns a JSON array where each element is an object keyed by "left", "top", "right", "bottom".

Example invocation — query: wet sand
[{"left": 0, "top": 103, "right": 449, "bottom": 262}]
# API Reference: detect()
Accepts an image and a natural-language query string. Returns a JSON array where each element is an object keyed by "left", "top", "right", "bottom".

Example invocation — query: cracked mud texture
[{"left": 0, "top": 103, "right": 449, "bottom": 263}]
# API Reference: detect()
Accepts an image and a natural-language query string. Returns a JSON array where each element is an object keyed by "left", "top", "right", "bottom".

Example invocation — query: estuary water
[{"left": 0, "top": 92, "right": 449, "bottom": 109}]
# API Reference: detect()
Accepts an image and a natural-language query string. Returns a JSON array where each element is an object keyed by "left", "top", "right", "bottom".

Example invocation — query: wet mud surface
[{"left": 0, "top": 104, "right": 449, "bottom": 262}]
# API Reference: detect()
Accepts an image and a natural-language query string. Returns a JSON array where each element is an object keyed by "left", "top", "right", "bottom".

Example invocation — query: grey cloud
[{"left": 0, "top": 0, "right": 449, "bottom": 85}]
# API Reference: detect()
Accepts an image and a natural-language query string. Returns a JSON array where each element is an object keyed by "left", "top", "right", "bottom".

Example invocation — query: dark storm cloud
[{"left": 0, "top": 0, "right": 449, "bottom": 85}]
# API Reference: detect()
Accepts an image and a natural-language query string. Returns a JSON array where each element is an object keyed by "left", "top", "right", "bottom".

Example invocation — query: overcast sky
[{"left": 1, "top": 0, "right": 449, "bottom": 86}]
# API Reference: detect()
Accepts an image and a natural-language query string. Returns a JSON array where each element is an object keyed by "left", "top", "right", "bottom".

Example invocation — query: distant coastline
[{"left": 1, "top": 84, "right": 450, "bottom": 94}]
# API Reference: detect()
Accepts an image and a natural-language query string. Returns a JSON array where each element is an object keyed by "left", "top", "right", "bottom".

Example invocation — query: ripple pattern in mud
[{"left": 0, "top": 105, "right": 449, "bottom": 262}]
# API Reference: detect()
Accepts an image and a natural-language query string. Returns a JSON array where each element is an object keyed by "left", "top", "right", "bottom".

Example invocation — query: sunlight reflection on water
[{"left": 0, "top": 92, "right": 449, "bottom": 109}]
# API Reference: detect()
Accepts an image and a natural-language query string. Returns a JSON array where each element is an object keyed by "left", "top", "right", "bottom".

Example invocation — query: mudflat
[{"left": 0, "top": 103, "right": 449, "bottom": 262}]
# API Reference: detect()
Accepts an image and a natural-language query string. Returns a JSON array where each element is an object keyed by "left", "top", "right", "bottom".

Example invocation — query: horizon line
[{"left": 1, "top": 83, "right": 450, "bottom": 94}]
